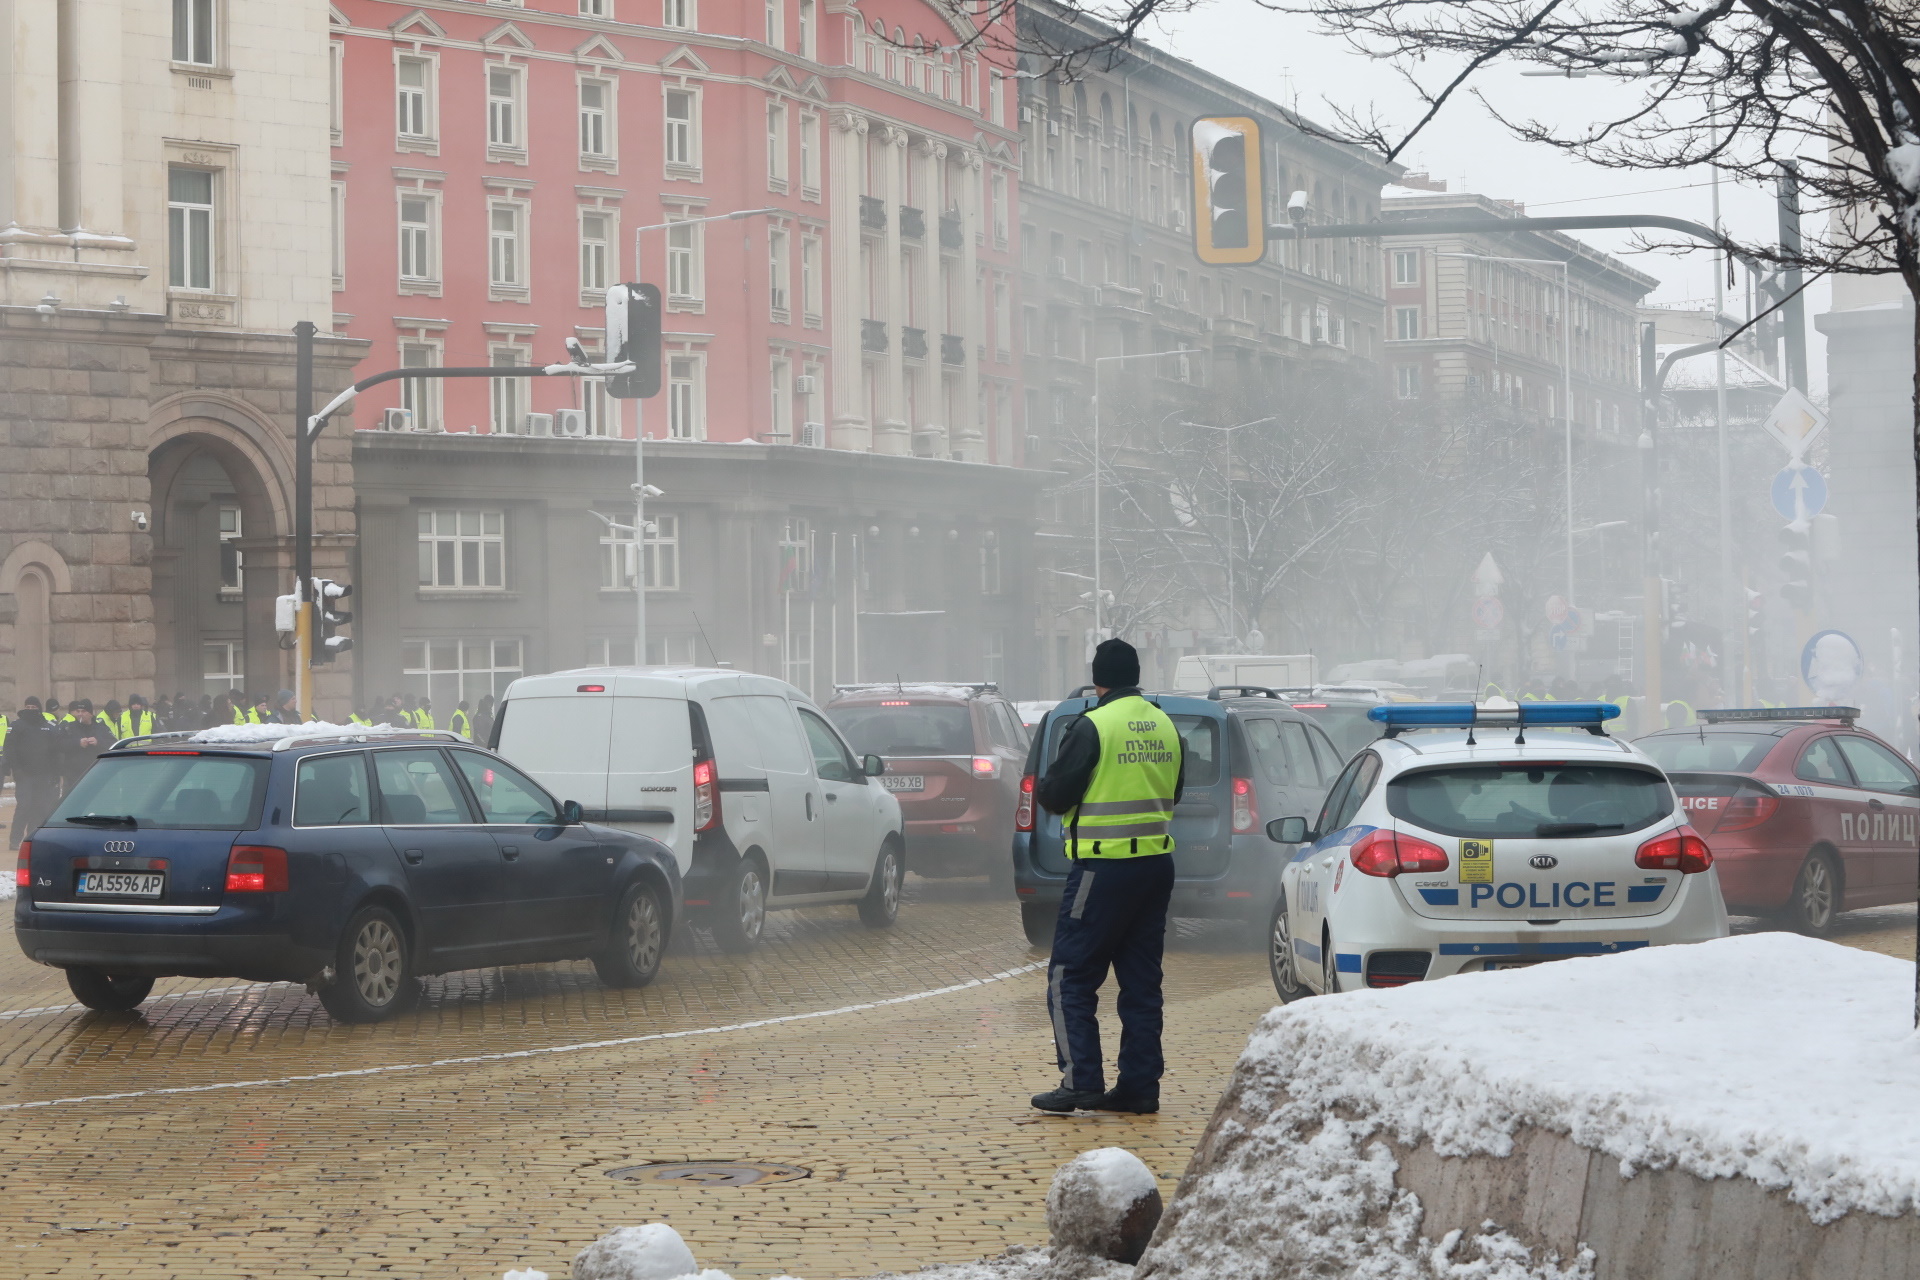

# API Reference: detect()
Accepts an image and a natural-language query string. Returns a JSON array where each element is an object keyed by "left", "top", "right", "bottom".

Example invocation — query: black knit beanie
[{"left": 1090, "top": 638, "right": 1141, "bottom": 689}]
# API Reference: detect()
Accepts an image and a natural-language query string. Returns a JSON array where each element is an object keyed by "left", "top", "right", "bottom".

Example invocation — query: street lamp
[
  {"left": 1183, "top": 416, "right": 1277, "bottom": 645},
  {"left": 1090, "top": 349, "right": 1201, "bottom": 638},
  {"left": 620, "top": 206, "right": 778, "bottom": 661},
  {"left": 1437, "top": 250, "right": 1576, "bottom": 629}
]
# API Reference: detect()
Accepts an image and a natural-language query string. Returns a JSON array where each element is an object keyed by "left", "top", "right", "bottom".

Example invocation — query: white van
[
  {"left": 492, "top": 666, "right": 904, "bottom": 950},
  {"left": 1171, "top": 653, "right": 1318, "bottom": 694}
]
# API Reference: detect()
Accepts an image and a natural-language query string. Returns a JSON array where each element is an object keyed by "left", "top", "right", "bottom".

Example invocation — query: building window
[
  {"left": 580, "top": 0, "right": 608, "bottom": 13},
  {"left": 579, "top": 80, "right": 610, "bottom": 158},
  {"left": 770, "top": 356, "right": 792, "bottom": 439},
  {"left": 599, "top": 512, "right": 678, "bottom": 590},
  {"left": 1394, "top": 305, "right": 1420, "bottom": 341},
  {"left": 400, "top": 340, "right": 442, "bottom": 430},
  {"left": 418, "top": 511, "right": 506, "bottom": 590},
  {"left": 668, "top": 356, "right": 703, "bottom": 439},
  {"left": 172, "top": 0, "right": 215, "bottom": 65},
  {"left": 663, "top": 0, "right": 693, "bottom": 27},
  {"left": 993, "top": 281, "right": 1010, "bottom": 357},
  {"left": 664, "top": 89, "right": 697, "bottom": 169},
  {"left": 330, "top": 182, "right": 346, "bottom": 288},
  {"left": 798, "top": 0, "right": 815, "bottom": 58},
  {"left": 490, "top": 348, "right": 528, "bottom": 433},
  {"left": 666, "top": 219, "right": 701, "bottom": 302},
  {"left": 766, "top": 101, "right": 788, "bottom": 188},
  {"left": 991, "top": 173, "right": 1008, "bottom": 244},
  {"left": 768, "top": 227, "right": 790, "bottom": 318},
  {"left": 1395, "top": 364, "right": 1421, "bottom": 399},
  {"left": 330, "top": 42, "right": 345, "bottom": 142},
  {"left": 399, "top": 194, "right": 436, "bottom": 284},
  {"left": 487, "top": 66, "right": 522, "bottom": 150},
  {"left": 403, "top": 638, "right": 524, "bottom": 707},
  {"left": 800, "top": 235, "right": 822, "bottom": 319},
  {"left": 581, "top": 376, "right": 611, "bottom": 436},
  {"left": 799, "top": 111, "right": 820, "bottom": 195},
  {"left": 218, "top": 506, "right": 243, "bottom": 595},
  {"left": 980, "top": 540, "right": 1002, "bottom": 594},
  {"left": 988, "top": 68, "right": 1003, "bottom": 125},
  {"left": 764, "top": 0, "right": 781, "bottom": 45},
  {"left": 984, "top": 630, "right": 1005, "bottom": 683},
  {"left": 396, "top": 57, "right": 433, "bottom": 139},
  {"left": 1392, "top": 249, "right": 1420, "bottom": 286},
  {"left": 167, "top": 167, "right": 215, "bottom": 291},
  {"left": 489, "top": 202, "right": 524, "bottom": 290},
  {"left": 203, "top": 641, "right": 243, "bottom": 695},
  {"left": 581, "top": 211, "right": 610, "bottom": 292}
]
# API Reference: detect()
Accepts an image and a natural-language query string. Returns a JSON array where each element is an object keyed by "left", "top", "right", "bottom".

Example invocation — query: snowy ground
[{"left": 853, "top": 1246, "right": 1128, "bottom": 1280}]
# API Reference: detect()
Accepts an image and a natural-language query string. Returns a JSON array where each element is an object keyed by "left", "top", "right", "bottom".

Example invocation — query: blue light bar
[
  {"left": 1366, "top": 702, "right": 1479, "bottom": 726},
  {"left": 1367, "top": 701, "right": 1621, "bottom": 728},
  {"left": 1516, "top": 701, "right": 1621, "bottom": 725}
]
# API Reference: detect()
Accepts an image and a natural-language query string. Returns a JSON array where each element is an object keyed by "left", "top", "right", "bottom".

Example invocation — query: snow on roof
[
  {"left": 189, "top": 721, "right": 405, "bottom": 745},
  {"left": 1225, "top": 934, "right": 1920, "bottom": 1226}
]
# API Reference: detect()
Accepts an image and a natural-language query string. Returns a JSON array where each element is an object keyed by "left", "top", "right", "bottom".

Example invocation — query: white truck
[{"left": 1170, "top": 653, "right": 1318, "bottom": 694}]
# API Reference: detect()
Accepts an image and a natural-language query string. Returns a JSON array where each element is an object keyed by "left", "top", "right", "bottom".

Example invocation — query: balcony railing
[
  {"left": 859, "top": 195, "right": 886, "bottom": 231},
  {"left": 899, "top": 205, "right": 926, "bottom": 239},
  {"left": 901, "top": 326, "right": 928, "bottom": 360},
  {"left": 941, "top": 333, "right": 966, "bottom": 365},
  {"left": 861, "top": 319, "right": 888, "bottom": 353}
]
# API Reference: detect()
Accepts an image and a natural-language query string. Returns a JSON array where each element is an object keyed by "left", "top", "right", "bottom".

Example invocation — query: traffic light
[
  {"left": 604, "top": 283, "right": 662, "bottom": 398},
  {"left": 1191, "top": 117, "right": 1266, "bottom": 266},
  {"left": 1778, "top": 524, "right": 1813, "bottom": 611},
  {"left": 312, "top": 578, "right": 353, "bottom": 663},
  {"left": 1745, "top": 586, "right": 1765, "bottom": 641}
]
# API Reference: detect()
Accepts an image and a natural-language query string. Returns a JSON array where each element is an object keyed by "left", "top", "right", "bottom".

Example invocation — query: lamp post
[
  {"left": 1183, "top": 416, "right": 1277, "bottom": 645},
  {"left": 624, "top": 206, "right": 777, "bottom": 661},
  {"left": 1090, "top": 349, "right": 1201, "bottom": 639},
  {"left": 1437, "top": 250, "right": 1576, "bottom": 632}
]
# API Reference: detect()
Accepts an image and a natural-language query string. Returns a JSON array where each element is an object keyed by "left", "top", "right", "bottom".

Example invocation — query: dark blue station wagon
[{"left": 14, "top": 729, "right": 682, "bottom": 1023}]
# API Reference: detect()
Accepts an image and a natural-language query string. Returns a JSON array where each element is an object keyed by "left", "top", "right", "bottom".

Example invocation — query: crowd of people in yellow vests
[{"left": 1479, "top": 677, "right": 1790, "bottom": 733}]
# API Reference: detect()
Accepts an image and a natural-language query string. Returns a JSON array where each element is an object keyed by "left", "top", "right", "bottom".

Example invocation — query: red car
[{"left": 1635, "top": 707, "right": 1919, "bottom": 935}]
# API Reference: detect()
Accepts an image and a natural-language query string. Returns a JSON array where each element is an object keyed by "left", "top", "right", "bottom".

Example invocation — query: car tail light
[
  {"left": 1290, "top": 703, "right": 1329, "bottom": 709},
  {"left": 14, "top": 841, "right": 29, "bottom": 889},
  {"left": 1636, "top": 827, "right": 1713, "bottom": 873},
  {"left": 971, "top": 756, "right": 1000, "bottom": 779},
  {"left": 692, "top": 759, "right": 720, "bottom": 832},
  {"left": 1715, "top": 794, "right": 1780, "bottom": 833},
  {"left": 880, "top": 700, "right": 911, "bottom": 706},
  {"left": 1231, "top": 777, "right": 1258, "bottom": 833},
  {"left": 1350, "top": 829, "right": 1450, "bottom": 877},
  {"left": 1014, "top": 775, "right": 1036, "bottom": 832},
  {"left": 225, "top": 845, "right": 289, "bottom": 893}
]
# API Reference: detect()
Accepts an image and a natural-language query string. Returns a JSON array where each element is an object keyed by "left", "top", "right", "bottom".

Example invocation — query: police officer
[
  {"left": 414, "top": 696, "right": 436, "bottom": 731},
  {"left": 448, "top": 700, "right": 472, "bottom": 738},
  {"left": 1030, "top": 638, "right": 1183, "bottom": 1116},
  {"left": 118, "top": 694, "right": 156, "bottom": 740}
]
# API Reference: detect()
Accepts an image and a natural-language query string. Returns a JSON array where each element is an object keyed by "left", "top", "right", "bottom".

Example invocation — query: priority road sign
[{"left": 1761, "top": 388, "right": 1827, "bottom": 456}]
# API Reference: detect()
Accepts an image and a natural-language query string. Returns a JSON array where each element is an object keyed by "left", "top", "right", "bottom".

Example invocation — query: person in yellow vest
[
  {"left": 413, "top": 697, "right": 436, "bottom": 731},
  {"left": 247, "top": 694, "right": 271, "bottom": 725},
  {"left": 448, "top": 701, "right": 472, "bottom": 738},
  {"left": 348, "top": 708, "right": 373, "bottom": 727},
  {"left": 105, "top": 695, "right": 156, "bottom": 742},
  {"left": 1029, "top": 638, "right": 1184, "bottom": 1116}
]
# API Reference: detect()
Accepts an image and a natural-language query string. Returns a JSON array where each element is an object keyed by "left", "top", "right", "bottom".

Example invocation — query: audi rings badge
[{"left": 102, "top": 840, "right": 137, "bottom": 854}]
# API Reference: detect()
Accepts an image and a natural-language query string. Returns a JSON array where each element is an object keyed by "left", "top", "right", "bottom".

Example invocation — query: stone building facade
[{"left": 0, "top": 0, "right": 361, "bottom": 711}]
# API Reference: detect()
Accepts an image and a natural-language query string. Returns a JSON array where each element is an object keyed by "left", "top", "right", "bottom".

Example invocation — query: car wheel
[
  {"left": 1782, "top": 850, "right": 1841, "bottom": 937},
  {"left": 1321, "top": 927, "right": 1341, "bottom": 995},
  {"left": 317, "top": 904, "right": 419, "bottom": 1024},
  {"left": 1020, "top": 901, "right": 1057, "bottom": 948},
  {"left": 1267, "top": 894, "right": 1312, "bottom": 1003},
  {"left": 65, "top": 968, "right": 154, "bottom": 1013},
  {"left": 858, "top": 841, "right": 904, "bottom": 928},
  {"left": 594, "top": 880, "right": 667, "bottom": 988},
  {"left": 712, "top": 857, "right": 768, "bottom": 952}
]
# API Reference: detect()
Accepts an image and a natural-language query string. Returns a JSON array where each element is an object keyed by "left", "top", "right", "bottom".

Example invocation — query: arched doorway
[{"left": 146, "top": 410, "right": 290, "bottom": 707}]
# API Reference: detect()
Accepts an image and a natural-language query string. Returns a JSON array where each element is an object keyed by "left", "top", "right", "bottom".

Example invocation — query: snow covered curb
[{"left": 1135, "top": 933, "right": 1920, "bottom": 1280}]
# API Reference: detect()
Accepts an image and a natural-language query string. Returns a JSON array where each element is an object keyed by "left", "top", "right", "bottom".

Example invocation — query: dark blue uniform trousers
[{"left": 1046, "top": 851, "right": 1175, "bottom": 1098}]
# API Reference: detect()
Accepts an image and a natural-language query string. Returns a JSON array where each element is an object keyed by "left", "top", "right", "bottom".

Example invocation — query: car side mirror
[
  {"left": 862, "top": 754, "right": 886, "bottom": 778},
  {"left": 1268, "top": 816, "right": 1309, "bottom": 844},
  {"left": 559, "top": 799, "right": 584, "bottom": 825}
]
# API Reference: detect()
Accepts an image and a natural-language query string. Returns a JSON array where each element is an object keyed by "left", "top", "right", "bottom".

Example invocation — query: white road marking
[
  {"left": 0, "top": 983, "right": 293, "bottom": 1023},
  {"left": 0, "top": 961, "right": 1046, "bottom": 1113}
]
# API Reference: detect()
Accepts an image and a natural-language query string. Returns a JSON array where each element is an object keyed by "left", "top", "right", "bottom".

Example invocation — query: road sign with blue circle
[{"left": 1772, "top": 464, "right": 1827, "bottom": 521}]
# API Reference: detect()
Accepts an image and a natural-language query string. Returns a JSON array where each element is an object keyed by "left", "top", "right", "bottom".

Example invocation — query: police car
[{"left": 1266, "top": 702, "right": 1729, "bottom": 1000}]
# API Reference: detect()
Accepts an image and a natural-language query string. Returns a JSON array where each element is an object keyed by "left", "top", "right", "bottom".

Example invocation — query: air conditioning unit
[
  {"left": 771, "top": 287, "right": 789, "bottom": 312},
  {"left": 1171, "top": 208, "right": 1186, "bottom": 231},
  {"left": 555, "top": 408, "right": 587, "bottom": 437},
  {"left": 1049, "top": 256, "right": 1068, "bottom": 275},
  {"left": 1020, "top": 105, "right": 1034, "bottom": 123},
  {"left": 382, "top": 408, "right": 415, "bottom": 432},
  {"left": 524, "top": 412, "right": 554, "bottom": 437},
  {"left": 793, "top": 374, "right": 818, "bottom": 395},
  {"left": 799, "top": 421, "right": 825, "bottom": 447},
  {"left": 1047, "top": 119, "right": 1061, "bottom": 137},
  {"left": 1150, "top": 283, "right": 1166, "bottom": 301}
]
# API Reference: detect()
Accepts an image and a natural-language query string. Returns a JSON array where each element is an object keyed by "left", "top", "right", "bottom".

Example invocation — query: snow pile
[
  {"left": 566, "top": 1222, "right": 801, "bottom": 1280},
  {"left": 854, "top": 1245, "right": 1128, "bottom": 1280},
  {"left": 1140, "top": 933, "right": 1920, "bottom": 1280},
  {"left": 189, "top": 721, "right": 404, "bottom": 745},
  {"left": 1051, "top": 1148, "right": 1156, "bottom": 1218}
]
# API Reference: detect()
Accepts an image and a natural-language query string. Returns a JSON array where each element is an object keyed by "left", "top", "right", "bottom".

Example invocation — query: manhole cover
[{"left": 605, "top": 1160, "right": 810, "bottom": 1187}]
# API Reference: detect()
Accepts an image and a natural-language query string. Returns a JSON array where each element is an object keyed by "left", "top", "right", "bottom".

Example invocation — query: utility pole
[
  {"left": 1777, "top": 167, "right": 1809, "bottom": 393},
  {"left": 292, "top": 321, "right": 316, "bottom": 719},
  {"left": 1639, "top": 322, "right": 1662, "bottom": 734}
]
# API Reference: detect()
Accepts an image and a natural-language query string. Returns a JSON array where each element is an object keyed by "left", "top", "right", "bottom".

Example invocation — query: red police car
[{"left": 1635, "top": 707, "right": 1919, "bottom": 935}]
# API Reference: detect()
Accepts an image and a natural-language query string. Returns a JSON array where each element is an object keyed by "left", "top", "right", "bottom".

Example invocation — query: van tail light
[
  {"left": 692, "top": 759, "right": 720, "bottom": 832},
  {"left": 1350, "top": 829, "right": 1450, "bottom": 877},
  {"left": 1015, "top": 775, "right": 1036, "bottom": 832},
  {"left": 971, "top": 756, "right": 1000, "bottom": 779},
  {"left": 1231, "top": 777, "right": 1258, "bottom": 834},
  {"left": 1636, "top": 826, "right": 1713, "bottom": 873},
  {"left": 1715, "top": 794, "right": 1780, "bottom": 833},
  {"left": 225, "top": 845, "right": 289, "bottom": 893},
  {"left": 14, "top": 841, "right": 30, "bottom": 889}
]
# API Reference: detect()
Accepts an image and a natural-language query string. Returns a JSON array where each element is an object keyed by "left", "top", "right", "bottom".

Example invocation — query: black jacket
[
  {"left": 60, "top": 718, "right": 109, "bottom": 785},
  {"left": 1035, "top": 687, "right": 1186, "bottom": 816},
  {"left": 4, "top": 713, "right": 57, "bottom": 781}
]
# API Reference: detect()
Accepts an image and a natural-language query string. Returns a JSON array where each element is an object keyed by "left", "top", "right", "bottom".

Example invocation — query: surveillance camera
[
  {"left": 564, "top": 336, "right": 590, "bottom": 365},
  {"left": 131, "top": 510, "right": 149, "bottom": 532},
  {"left": 1286, "top": 190, "right": 1309, "bottom": 225},
  {"left": 641, "top": 484, "right": 664, "bottom": 498}
]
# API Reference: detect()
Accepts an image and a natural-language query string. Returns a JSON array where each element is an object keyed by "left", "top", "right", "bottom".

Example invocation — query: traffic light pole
[{"left": 293, "top": 322, "right": 316, "bottom": 720}]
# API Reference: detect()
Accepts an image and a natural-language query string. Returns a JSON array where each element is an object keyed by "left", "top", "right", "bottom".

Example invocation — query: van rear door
[
  {"left": 606, "top": 689, "right": 695, "bottom": 871},
  {"left": 493, "top": 694, "right": 614, "bottom": 814}
]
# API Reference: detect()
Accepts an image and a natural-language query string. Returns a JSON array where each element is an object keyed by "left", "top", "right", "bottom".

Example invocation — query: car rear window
[
  {"left": 1387, "top": 763, "right": 1672, "bottom": 839},
  {"left": 51, "top": 753, "right": 269, "bottom": 831},
  {"left": 1637, "top": 732, "right": 1778, "bottom": 774},
  {"left": 1292, "top": 704, "right": 1382, "bottom": 760},
  {"left": 829, "top": 704, "right": 973, "bottom": 756}
]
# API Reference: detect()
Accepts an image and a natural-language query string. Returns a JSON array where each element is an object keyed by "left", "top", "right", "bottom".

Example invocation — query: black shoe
[
  {"left": 1030, "top": 1087, "right": 1106, "bottom": 1113},
  {"left": 1089, "top": 1089, "right": 1159, "bottom": 1114}
]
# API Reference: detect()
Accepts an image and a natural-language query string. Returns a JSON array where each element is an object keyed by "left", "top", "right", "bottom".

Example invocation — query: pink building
[{"left": 330, "top": 0, "right": 1023, "bottom": 461}]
